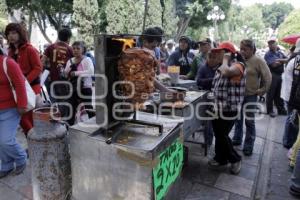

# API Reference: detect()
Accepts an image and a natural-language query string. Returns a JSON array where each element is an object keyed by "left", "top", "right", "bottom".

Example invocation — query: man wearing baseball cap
[
  {"left": 184, "top": 38, "right": 213, "bottom": 80},
  {"left": 264, "top": 38, "right": 288, "bottom": 117},
  {"left": 212, "top": 41, "right": 237, "bottom": 53}
]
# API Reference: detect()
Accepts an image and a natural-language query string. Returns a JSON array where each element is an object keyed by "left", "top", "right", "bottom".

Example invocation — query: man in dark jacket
[
  {"left": 264, "top": 39, "right": 287, "bottom": 117},
  {"left": 196, "top": 49, "right": 222, "bottom": 146},
  {"left": 197, "top": 49, "right": 222, "bottom": 90},
  {"left": 167, "top": 36, "right": 194, "bottom": 75}
]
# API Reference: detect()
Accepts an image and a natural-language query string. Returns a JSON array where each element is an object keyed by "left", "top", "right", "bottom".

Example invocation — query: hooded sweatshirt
[{"left": 167, "top": 36, "right": 194, "bottom": 75}]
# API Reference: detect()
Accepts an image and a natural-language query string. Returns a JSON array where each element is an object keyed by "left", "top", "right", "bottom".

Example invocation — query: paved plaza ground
[{"left": 0, "top": 113, "right": 298, "bottom": 200}]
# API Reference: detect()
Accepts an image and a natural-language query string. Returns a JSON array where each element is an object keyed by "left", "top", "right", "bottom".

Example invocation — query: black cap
[
  {"left": 267, "top": 38, "right": 277, "bottom": 44},
  {"left": 179, "top": 36, "right": 191, "bottom": 43}
]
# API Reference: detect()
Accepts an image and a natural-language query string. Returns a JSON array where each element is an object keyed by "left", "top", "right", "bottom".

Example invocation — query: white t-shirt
[
  {"left": 281, "top": 58, "right": 294, "bottom": 102},
  {"left": 64, "top": 56, "right": 94, "bottom": 88}
]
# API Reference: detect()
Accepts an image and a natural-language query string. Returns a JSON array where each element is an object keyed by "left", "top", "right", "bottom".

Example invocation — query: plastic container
[{"left": 168, "top": 66, "right": 180, "bottom": 85}]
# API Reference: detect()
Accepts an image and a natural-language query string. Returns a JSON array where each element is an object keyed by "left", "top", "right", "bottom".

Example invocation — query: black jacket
[
  {"left": 167, "top": 50, "right": 194, "bottom": 75},
  {"left": 289, "top": 54, "right": 300, "bottom": 111}
]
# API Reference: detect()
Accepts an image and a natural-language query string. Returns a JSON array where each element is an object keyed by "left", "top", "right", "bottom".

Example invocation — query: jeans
[
  {"left": 266, "top": 73, "right": 285, "bottom": 113},
  {"left": 212, "top": 111, "right": 241, "bottom": 165},
  {"left": 283, "top": 104, "right": 299, "bottom": 148},
  {"left": 68, "top": 88, "right": 95, "bottom": 125},
  {"left": 233, "top": 95, "right": 257, "bottom": 152},
  {"left": 0, "top": 108, "right": 27, "bottom": 172},
  {"left": 50, "top": 82, "right": 71, "bottom": 119}
]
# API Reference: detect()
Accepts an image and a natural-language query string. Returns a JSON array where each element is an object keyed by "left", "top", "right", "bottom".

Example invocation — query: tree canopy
[
  {"left": 278, "top": 9, "right": 300, "bottom": 42},
  {"left": 105, "top": 0, "right": 144, "bottom": 34},
  {"left": 258, "top": 2, "right": 294, "bottom": 30},
  {"left": 105, "top": 0, "right": 177, "bottom": 36},
  {"left": 185, "top": 4, "right": 267, "bottom": 47},
  {"left": 188, "top": 0, "right": 231, "bottom": 29},
  {"left": 6, "top": 0, "right": 73, "bottom": 42},
  {"left": 0, "top": 0, "right": 8, "bottom": 31},
  {"left": 10, "top": 0, "right": 293, "bottom": 47},
  {"left": 174, "top": 0, "right": 231, "bottom": 40},
  {"left": 73, "top": 0, "right": 101, "bottom": 48},
  {"left": 7, "top": 0, "right": 73, "bottom": 29}
]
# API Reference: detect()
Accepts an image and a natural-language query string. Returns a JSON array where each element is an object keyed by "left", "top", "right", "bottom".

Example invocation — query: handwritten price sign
[{"left": 153, "top": 139, "right": 183, "bottom": 200}]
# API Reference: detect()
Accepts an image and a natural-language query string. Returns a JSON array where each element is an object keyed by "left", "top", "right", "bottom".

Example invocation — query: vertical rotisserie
[{"left": 118, "top": 48, "right": 157, "bottom": 104}]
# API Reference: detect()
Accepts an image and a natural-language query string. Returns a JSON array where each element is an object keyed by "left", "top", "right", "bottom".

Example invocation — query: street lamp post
[{"left": 207, "top": 5, "right": 225, "bottom": 41}]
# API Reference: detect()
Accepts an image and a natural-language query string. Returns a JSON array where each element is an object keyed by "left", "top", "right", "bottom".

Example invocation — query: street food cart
[
  {"left": 69, "top": 34, "right": 185, "bottom": 200},
  {"left": 142, "top": 90, "right": 210, "bottom": 156}
]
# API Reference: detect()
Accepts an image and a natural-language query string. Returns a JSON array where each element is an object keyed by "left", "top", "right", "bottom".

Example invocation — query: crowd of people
[
  {"left": 0, "top": 23, "right": 95, "bottom": 179},
  {"left": 0, "top": 22, "right": 300, "bottom": 197},
  {"left": 159, "top": 34, "right": 300, "bottom": 195}
]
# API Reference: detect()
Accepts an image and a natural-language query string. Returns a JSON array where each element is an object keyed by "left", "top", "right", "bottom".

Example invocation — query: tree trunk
[
  {"left": 9, "top": 13, "right": 18, "bottom": 22},
  {"left": 8, "top": 9, "right": 21, "bottom": 23},
  {"left": 142, "top": 0, "right": 149, "bottom": 32},
  {"left": 28, "top": 11, "right": 33, "bottom": 42},
  {"left": 32, "top": 12, "right": 52, "bottom": 43},
  {"left": 175, "top": 16, "right": 191, "bottom": 41}
]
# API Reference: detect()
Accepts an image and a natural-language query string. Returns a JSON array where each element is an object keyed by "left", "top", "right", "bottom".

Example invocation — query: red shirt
[
  {"left": 8, "top": 43, "right": 42, "bottom": 85},
  {"left": 44, "top": 41, "right": 73, "bottom": 81},
  {"left": 0, "top": 56, "right": 27, "bottom": 109}
]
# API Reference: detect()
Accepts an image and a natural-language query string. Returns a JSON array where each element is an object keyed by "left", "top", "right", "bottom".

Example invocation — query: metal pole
[
  {"left": 142, "top": 0, "right": 149, "bottom": 32},
  {"left": 213, "top": 19, "right": 218, "bottom": 41}
]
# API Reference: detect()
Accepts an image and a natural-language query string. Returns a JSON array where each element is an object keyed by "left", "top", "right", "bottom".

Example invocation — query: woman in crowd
[
  {"left": 208, "top": 42, "right": 246, "bottom": 175},
  {"left": 63, "top": 41, "right": 95, "bottom": 125},
  {"left": 0, "top": 49, "right": 27, "bottom": 178},
  {"left": 5, "top": 23, "right": 42, "bottom": 136}
]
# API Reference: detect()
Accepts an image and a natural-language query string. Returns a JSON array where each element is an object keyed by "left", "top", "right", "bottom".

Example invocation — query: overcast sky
[{"left": 237, "top": 0, "right": 300, "bottom": 8}]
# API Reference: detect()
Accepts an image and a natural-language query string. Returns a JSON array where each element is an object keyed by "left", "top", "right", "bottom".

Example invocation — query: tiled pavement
[
  {"left": 0, "top": 114, "right": 298, "bottom": 200},
  {"left": 179, "top": 114, "right": 297, "bottom": 200}
]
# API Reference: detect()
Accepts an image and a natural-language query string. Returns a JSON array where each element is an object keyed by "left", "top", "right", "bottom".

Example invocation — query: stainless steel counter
[
  {"left": 144, "top": 90, "right": 209, "bottom": 140},
  {"left": 70, "top": 112, "right": 184, "bottom": 200},
  {"left": 173, "top": 79, "right": 198, "bottom": 90}
]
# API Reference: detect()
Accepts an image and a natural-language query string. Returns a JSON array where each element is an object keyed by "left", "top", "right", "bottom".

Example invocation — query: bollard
[{"left": 28, "top": 107, "right": 71, "bottom": 200}]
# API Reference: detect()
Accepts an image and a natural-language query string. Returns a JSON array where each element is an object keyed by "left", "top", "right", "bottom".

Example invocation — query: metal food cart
[{"left": 69, "top": 34, "right": 185, "bottom": 200}]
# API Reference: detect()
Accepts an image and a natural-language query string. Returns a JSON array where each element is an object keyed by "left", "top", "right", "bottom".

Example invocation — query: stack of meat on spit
[{"left": 118, "top": 48, "right": 158, "bottom": 105}]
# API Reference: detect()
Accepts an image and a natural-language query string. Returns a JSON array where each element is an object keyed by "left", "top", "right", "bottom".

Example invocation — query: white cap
[
  {"left": 267, "top": 37, "right": 278, "bottom": 43},
  {"left": 166, "top": 39, "right": 175, "bottom": 44},
  {"left": 294, "top": 38, "right": 300, "bottom": 53}
]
